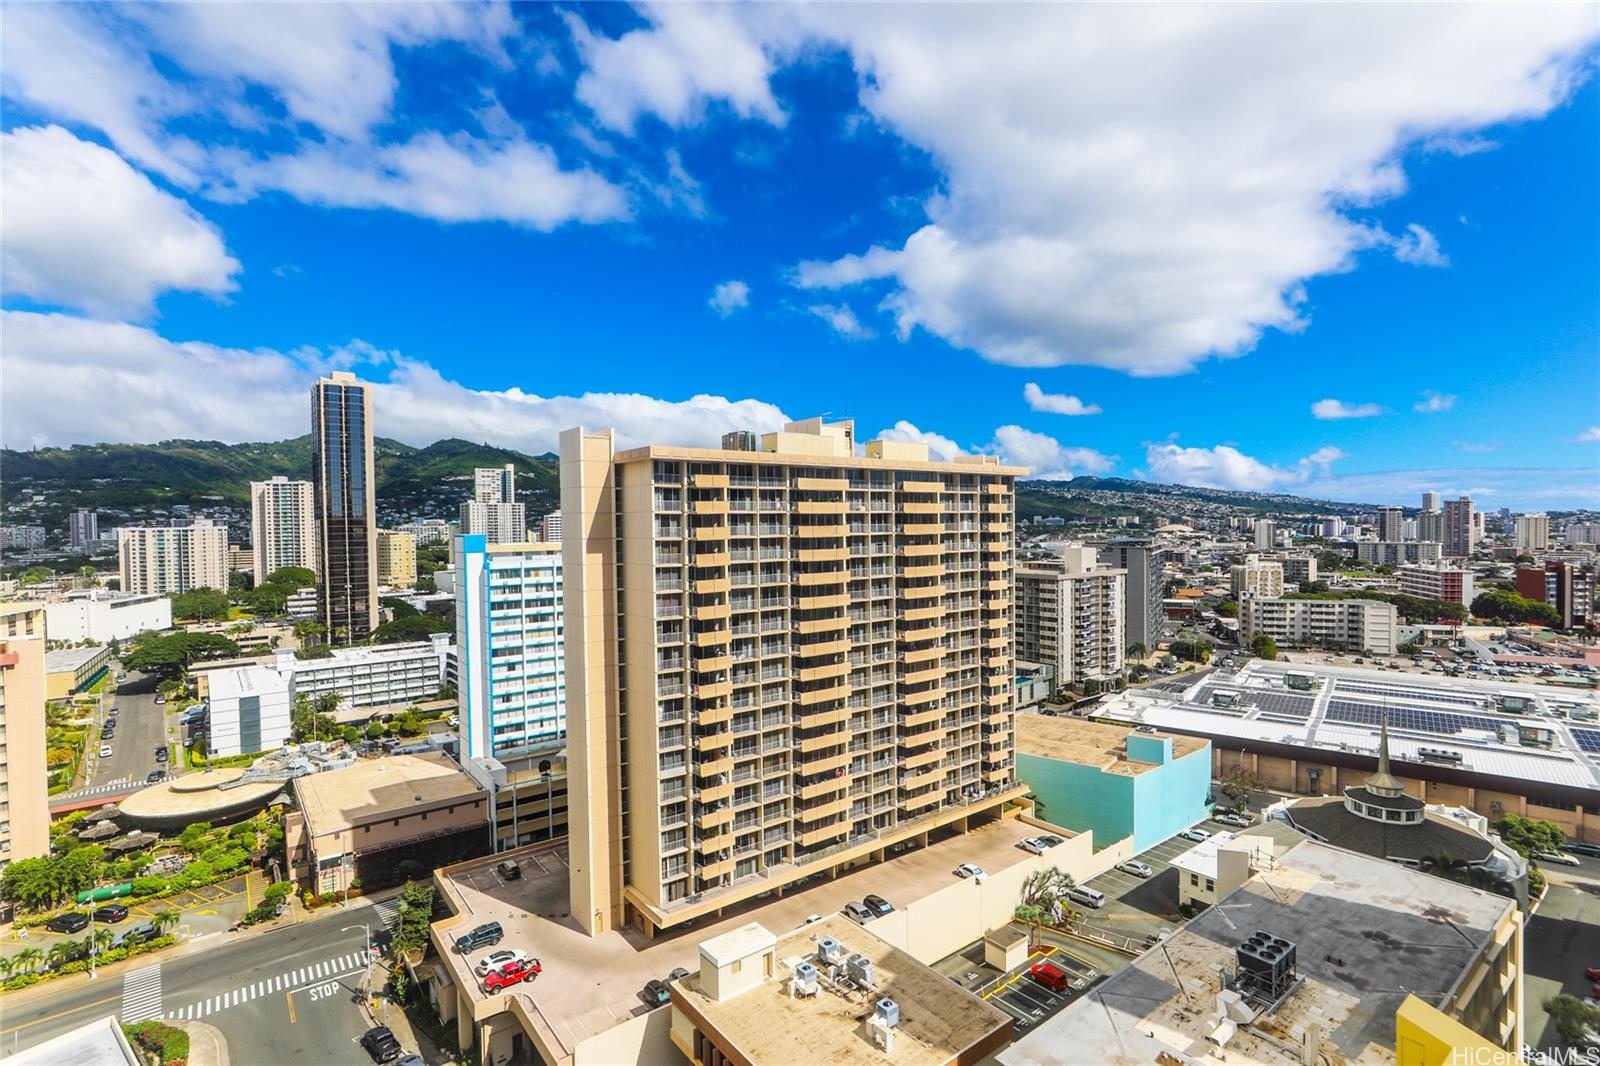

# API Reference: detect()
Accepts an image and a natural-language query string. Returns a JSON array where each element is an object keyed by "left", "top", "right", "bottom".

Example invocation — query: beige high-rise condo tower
[{"left": 561, "top": 417, "right": 1028, "bottom": 937}]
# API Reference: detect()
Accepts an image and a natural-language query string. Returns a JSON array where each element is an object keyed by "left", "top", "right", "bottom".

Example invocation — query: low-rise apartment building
[
  {"left": 1239, "top": 596, "right": 1398, "bottom": 654},
  {"left": 1355, "top": 540, "right": 1442, "bottom": 566},
  {"left": 1229, "top": 555, "right": 1284, "bottom": 600},
  {"left": 1397, "top": 562, "right": 1475, "bottom": 606},
  {"left": 273, "top": 634, "right": 451, "bottom": 710}
]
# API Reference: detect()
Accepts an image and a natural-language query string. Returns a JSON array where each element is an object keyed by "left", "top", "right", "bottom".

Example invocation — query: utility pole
[{"left": 342, "top": 922, "right": 373, "bottom": 1018}]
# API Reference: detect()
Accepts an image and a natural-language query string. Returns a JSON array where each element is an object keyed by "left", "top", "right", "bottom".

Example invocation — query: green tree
[
  {"left": 392, "top": 880, "right": 436, "bottom": 958},
  {"left": 1543, "top": 994, "right": 1600, "bottom": 1046},
  {"left": 123, "top": 633, "right": 241, "bottom": 681},
  {"left": 380, "top": 597, "right": 421, "bottom": 618},
  {"left": 1493, "top": 813, "right": 1565, "bottom": 857},
  {"left": 1214, "top": 599, "right": 1239, "bottom": 618},
  {"left": 58, "top": 845, "right": 104, "bottom": 898},
  {"left": 152, "top": 907, "right": 181, "bottom": 934},
  {"left": 78, "top": 565, "right": 100, "bottom": 588},
  {"left": 291, "top": 620, "right": 327, "bottom": 644},
  {"left": 264, "top": 566, "right": 316, "bottom": 588},
  {"left": 290, "top": 693, "right": 339, "bottom": 743},
  {"left": 177, "top": 823, "right": 213, "bottom": 855},
  {"left": 13, "top": 947, "right": 44, "bottom": 975},
  {"left": 1015, "top": 866, "right": 1076, "bottom": 945},
  {"left": 1, "top": 857, "right": 60, "bottom": 910},
  {"left": 20, "top": 566, "right": 55, "bottom": 586},
  {"left": 369, "top": 613, "right": 449, "bottom": 645},
  {"left": 170, "top": 587, "right": 230, "bottom": 621},
  {"left": 1126, "top": 642, "right": 1147, "bottom": 661},
  {"left": 1250, "top": 632, "right": 1279, "bottom": 660},
  {"left": 1472, "top": 590, "right": 1561, "bottom": 628},
  {"left": 46, "top": 941, "right": 77, "bottom": 970}
]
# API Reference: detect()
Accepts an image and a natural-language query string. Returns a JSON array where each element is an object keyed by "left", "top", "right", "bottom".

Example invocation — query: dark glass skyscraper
[{"left": 311, "top": 372, "right": 377, "bottom": 642}]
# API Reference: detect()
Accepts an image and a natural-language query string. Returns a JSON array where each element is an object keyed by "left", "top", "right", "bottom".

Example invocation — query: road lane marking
[{"left": 0, "top": 994, "right": 121, "bottom": 1037}]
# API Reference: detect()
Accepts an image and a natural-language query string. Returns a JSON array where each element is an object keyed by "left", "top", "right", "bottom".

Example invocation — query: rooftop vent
[
  {"left": 816, "top": 937, "right": 846, "bottom": 965},
  {"left": 791, "top": 960, "right": 819, "bottom": 999},
  {"left": 846, "top": 953, "right": 876, "bottom": 989},
  {"left": 875, "top": 997, "right": 900, "bottom": 1028},
  {"left": 1235, "top": 931, "right": 1297, "bottom": 1004}
]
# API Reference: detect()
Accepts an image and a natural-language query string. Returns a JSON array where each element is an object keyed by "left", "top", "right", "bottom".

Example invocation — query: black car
[
  {"left": 862, "top": 894, "right": 895, "bottom": 917},
  {"left": 93, "top": 904, "right": 130, "bottom": 923},
  {"left": 45, "top": 912, "right": 89, "bottom": 934},
  {"left": 359, "top": 1026, "right": 403, "bottom": 1064},
  {"left": 154, "top": 747, "right": 168, "bottom": 763},
  {"left": 495, "top": 860, "right": 521, "bottom": 881},
  {"left": 147, "top": 770, "right": 165, "bottom": 783},
  {"left": 121, "top": 923, "right": 157, "bottom": 945},
  {"left": 642, "top": 979, "right": 671, "bottom": 1006},
  {"left": 1565, "top": 843, "right": 1600, "bottom": 858}
]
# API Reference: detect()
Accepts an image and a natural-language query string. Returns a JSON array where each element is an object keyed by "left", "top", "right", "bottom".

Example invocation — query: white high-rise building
[
  {"left": 1253, "top": 519, "right": 1277, "bottom": 551},
  {"left": 539, "top": 510, "right": 563, "bottom": 543},
  {"left": 1565, "top": 522, "right": 1600, "bottom": 547},
  {"left": 1422, "top": 491, "right": 1441, "bottom": 512},
  {"left": 206, "top": 666, "right": 291, "bottom": 758},
  {"left": 454, "top": 534, "right": 565, "bottom": 760},
  {"left": 118, "top": 520, "right": 228, "bottom": 595},
  {"left": 68, "top": 509, "right": 98, "bottom": 549},
  {"left": 1230, "top": 555, "right": 1285, "bottom": 600},
  {"left": 1016, "top": 545, "right": 1125, "bottom": 687},
  {"left": 251, "top": 477, "right": 317, "bottom": 581},
  {"left": 1516, "top": 513, "right": 1550, "bottom": 553},
  {"left": 1377, "top": 506, "right": 1404, "bottom": 543},
  {"left": 460, "top": 464, "right": 526, "bottom": 544}
]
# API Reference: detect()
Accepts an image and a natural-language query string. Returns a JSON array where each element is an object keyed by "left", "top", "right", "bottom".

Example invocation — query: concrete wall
[
  {"left": 1128, "top": 743, "right": 1212, "bottom": 851},
  {"left": 574, "top": 1004, "right": 682, "bottom": 1066},
  {"left": 1019, "top": 739, "right": 1211, "bottom": 854}
]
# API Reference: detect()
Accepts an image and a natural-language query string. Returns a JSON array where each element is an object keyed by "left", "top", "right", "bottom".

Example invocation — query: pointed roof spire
[{"left": 1365, "top": 710, "right": 1405, "bottom": 797}]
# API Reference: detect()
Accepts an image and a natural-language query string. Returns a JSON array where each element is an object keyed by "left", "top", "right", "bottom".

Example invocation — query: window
[
  {"left": 1189, "top": 872, "right": 1199, "bottom": 886},
  {"left": 1205, "top": 879, "right": 1215, "bottom": 892}
]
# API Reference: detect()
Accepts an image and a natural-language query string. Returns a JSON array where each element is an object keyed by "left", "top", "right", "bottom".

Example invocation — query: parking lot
[{"left": 1072, "top": 815, "right": 1247, "bottom": 943}]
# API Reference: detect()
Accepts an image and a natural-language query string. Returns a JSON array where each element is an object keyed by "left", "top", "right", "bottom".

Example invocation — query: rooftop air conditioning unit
[
  {"left": 846, "top": 953, "right": 876, "bottom": 989},
  {"left": 792, "top": 961, "right": 819, "bottom": 998},
  {"left": 816, "top": 937, "right": 846, "bottom": 965},
  {"left": 875, "top": 997, "right": 900, "bottom": 1028}
]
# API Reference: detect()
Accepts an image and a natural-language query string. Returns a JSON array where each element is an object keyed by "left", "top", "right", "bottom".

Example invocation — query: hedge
[
  {"left": 1, "top": 935, "right": 176, "bottom": 990},
  {"left": 124, "top": 1020, "right": 190, "bottom": 1064}
]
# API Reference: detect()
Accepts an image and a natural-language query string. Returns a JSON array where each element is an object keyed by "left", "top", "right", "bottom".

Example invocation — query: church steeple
[{"left": 1364, "top": 711, "right": 1405, "bottom": 797}]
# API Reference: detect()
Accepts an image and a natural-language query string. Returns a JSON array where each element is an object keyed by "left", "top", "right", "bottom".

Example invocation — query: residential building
[
  {"left": 1516, "top": 561, "right": 1595, "bottom": 629},
  {"left": 1229, "top": 554, "right": 1284, "bottom": 600},
  {"left": 1356, "top": 539, "right": 1442, "bottom": 566},
  {"left": 1098, "top": 539, "right": 1165, "bottom": 650},
  {"left": 720, "top": 429, "right": 758, "bottom": 451},
  {"left": 1564, "top": 521, "right": 1600, "bottom": 547},
  {"left": 286, "top": 587, "right": 318, "bottom": 619},
  {"left": 67, "top": 509, "right": 98, "bottom": 549},
  {"left": 117, "top": 520, "right": 228, "bottom": 595},
  {"left": 1422, "top": 490, "right": 1441, "bottom": 512},
  {"left": 1239, "top": 596, "right": 1398, "bottom": 654},
  {"left": 0, "top": 604, "right": 48, "bottom": 869},
  {"left": 539, "top": 510, "right": 563, "bottom": 543},
  {"left": 559, "top": 417, "right": 1026, "bottom": 936},
  {"left": 42, "top": 590, "right": 171, "bottom": 643},
  {"left": 399, "top": 517, "right": 453, "bottom": 546},
  {"left": 460, "top": 464, "right": 526, "bottom": 545},
  {"left": 272, "top": 635, "right": 451, "bottom": 709},
  {"left": 668, "top": 916, "right": 1012, "bottom": 1066},
  {"left": 1002, "top": 839, "right": 1525, "bottom": 1064},
  {"left": 1014, "top": 717, "right": 1210, "bottom": 853},
  {"left": 1515, "top": 512, "right": 1550, "bottom": 553},
  {"left": 1253, "top": 518, "right": 1277, "bottom": 550},
  {"left": 1444, "top": 495, "right": 1476, "bottom": 557},
  {"left": 44, "top": 645, "right": 111, "bottom": 699},
  {"left": 1015, "top": 544, "right": 1125, "bottom": 688},
  {"left": 206, "top": 665, "right": 291, "bottom": 758},
  {"left": 1377, "top": 505, "right": 1404, "bottom": 542},
  {"left": 454, "top": 535, "right": 566, "bottom": 761},
  {"left": 1, "top": 526, "right": 46, "bottom": 551},
  {"left": 250, "top": 476, "right": 317, "bottom": 580},
  {"left": 1397, "top": 562, "right": 1475, "bottom": 606},
  {"left": 1270, "top": 554, "right": 1317, "bottom": 584},
  {"left": 1417, "top": 508, "right": 1444, "bottom": 544},
  {"left": 285, "top": 752, "right": 489, "bottom": 893},
  {"left": 376, "top": 529, "right": 417, "bottom": 588},
  {"left": 228, "top": 546, "right": 253, "bottom": 575},
  {"left": 311, "top": 372, "right": 378, "bottom": 642}
]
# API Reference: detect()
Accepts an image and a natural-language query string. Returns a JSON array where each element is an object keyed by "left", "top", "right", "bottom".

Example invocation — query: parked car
[
  {"left": 1585, "top": 965, "right": 1600, "bottom": 981},
  {"left": 641, "top": 979, "right": 671, "bottom": 1006},
  {"left": 1536, "top": 851, "right": 1581, "bottom": 867},
  {"left": 1178, "top": 828, "right": 1210, "bottom": 842},
  {"left": 453, "top": 922, "right": 504, "bottom": 953},
  {"left": 121, "top": 923, "right": 158, "bottom": 945},
  {"left": 954, "top": 863, "right": 987, "bottom": 882},
  {"left": 154, "top": 747, "right": 169, "bottom": 763},
  {"left": 473, "top": 949, "right": 530, "bottom": 978},
  {"left": 843, "top": 901, "right": 875, "bottom": 924},
  {"left": 147, "top": 770, "right": 165, "bottom": 783},
  {"left": 98, "top": 745, "right": 113, "bottom": 757},
  {"left": 394, "top": 1058, "right": 424, "bottom": 1066},
  {"left": 1214, "top": 813, "right": 1253, "bottom": 828},
  {"left": 495, "top": 860, "right": 521, "bottom": 881},
  {"left": 1068, "top": 886, "right": 1106, "bottom": 909},
  {"left": 45, "top": 912, "right": 89, "bottom": 934},
  {"left": 116, "top": 672, "right": 127, "bottom": 681},
  {"left": 359, "top": 1026, "right": 403, "bottom": 1063},
  {"left": 1038, "top": 834, "right": 1065, "bottom": 848},
  {"left": 154, "top": 695, "right": 167, "bottom": 705},
  {"left": 93, "top": 904, "right": 129, "bottom": 923},
  {"left": 1019, "top": 837, "right": 1048, "bottom": 855},
  {"left": 1566, "top": 843, "right": 1600, "bottom": 858},
  {"left": 483, "top": 959, "right": 541, "bottom": 992},
  {"left": 862, "top": 894, "right": 894, "bottom": 917},
  {"left": 668, "top": 967, "right": 691, "bottom": 982},
  {"left": 1028, "top": 961, "right": 1075, "bottom": 992},
  {"left": 1116, "top": 860, "right": 1154, "bottom": 879}
]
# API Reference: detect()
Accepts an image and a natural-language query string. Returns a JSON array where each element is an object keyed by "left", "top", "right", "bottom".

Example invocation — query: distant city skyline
[{"left": 1, "top": 5, "right": 1596, "bottom": 509}]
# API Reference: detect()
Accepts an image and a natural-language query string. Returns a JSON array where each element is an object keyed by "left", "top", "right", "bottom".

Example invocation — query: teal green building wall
[{"left": 1018, "top": 734, "right": 1213, "bottom": 853}]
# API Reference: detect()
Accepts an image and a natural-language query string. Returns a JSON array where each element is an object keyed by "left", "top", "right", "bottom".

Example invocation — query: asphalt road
[
  {"left": 67, "top": 670, "right": 174, "bottom": 800},
  {"left": 0, "top": 906, "right": 398, "bottom": 1064},
  {"left": 1524, "top": 882, "right": 1600, "bottom": 1052}
]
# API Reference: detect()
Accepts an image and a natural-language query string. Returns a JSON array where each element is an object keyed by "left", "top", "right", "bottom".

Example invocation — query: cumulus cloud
[
  {"left": 709, "top": 280, "right": 751, "bottom": 317},
  {"left": 872, "top": 421, "right": 1113, "bottom": 479},
  {"left": 807, "top": 304, "right": 874, "bottom": 340},
  {"left": 1414, "top": 391, "right": 1457, "bottom": 413},
  {"left": 0, "top": 311, "right": 790, "bottom": 453},
  {"left": 572, "top": 5, "right": 1595, "bottom": 374},
  {"left": 1577, "top": 427, "right": 1600, "bottom": 443},
  {"left": 874, "top": 421, "right": 963, "bottom": 462},
  {"left": 1298, "top": 467, "right": 1600, "bottom": 509},
  {"left": 1311, "top": 398, "right": 1384, "bottom": 420},
  {"left": 0, "top": 3, "right": 628, "bottom": 231},
  {"left": 1, "top": 125, "right": 240, "bottom": 317},
  {"left": 1453, "top": 440, "right": 1499, "bottom": 453},
  {"left": 1023, "top": 383, "right": 1101, "bottom": 416},
  {"left": 1390, "top": 223, "right": 1450, "bottom": 267},
  {"left": 1145, "top": 441, "right": 1345, "bottom": 491}
]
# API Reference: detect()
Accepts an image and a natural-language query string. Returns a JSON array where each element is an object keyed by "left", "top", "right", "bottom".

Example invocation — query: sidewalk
[{"left": 181, "top": 1020, "right": 230, "bottom": 1066}]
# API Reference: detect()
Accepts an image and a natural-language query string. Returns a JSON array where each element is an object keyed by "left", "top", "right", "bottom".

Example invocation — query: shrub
[{"left": 124, "top": 1020, "right": 190, "bottom": 1064}]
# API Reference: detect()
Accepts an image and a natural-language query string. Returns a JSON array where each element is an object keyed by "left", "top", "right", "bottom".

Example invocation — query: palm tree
[
  {"left": 13, "top": 947, "right": 45, "bottom": 975},
  {"left": 152, "top": 908, "right": 181, "bottom": 935},
  {"left": 1127, "top": 642, "right": 1148, "bottom": 661},
  {"left": 0, "top": 954, "right": 17, "bottom": 979},
  {"left": 45, "top": 941, "right": 76, "bottom": 970},
  {"left": 89, "top": 927, "right": 115, "bottom": 955}
]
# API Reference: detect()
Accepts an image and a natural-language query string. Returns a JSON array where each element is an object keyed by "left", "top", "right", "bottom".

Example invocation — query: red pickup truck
[{"left": 483, "top": 958, "right": 543, "bottom": 992}]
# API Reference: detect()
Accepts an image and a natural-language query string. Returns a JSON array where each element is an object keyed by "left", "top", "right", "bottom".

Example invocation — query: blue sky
[{"left": 3, "top": 4, "right": 1597, "bottom": 508}]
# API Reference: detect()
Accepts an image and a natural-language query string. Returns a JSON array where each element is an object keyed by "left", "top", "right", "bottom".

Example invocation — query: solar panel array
[
  {"left": 1332, "top": 680, "right": 1485, "bottom": 709},
  {"left": 1251, "top": 691, "right": 1316, "bottom": 717},
  {"left": 1325, "top": 700, "right": 1503, "bottom": 736},
  {"left": 1571, "top": 728, "right": 1600, "bottom": 755},
  {"left": 1258, "top": 714, "right": 1309, "bottom": 727}
]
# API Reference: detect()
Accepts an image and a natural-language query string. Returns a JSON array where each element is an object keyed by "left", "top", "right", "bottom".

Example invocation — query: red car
[
  {"left": 1028, "top": 961, "right": 1073, "bottom": 993},
  {"left": 483, "top": 958, "right": 542, "bottom": 992},
  {"left": 1586, "top": 966, "right": 1600, "bottom": 982}
]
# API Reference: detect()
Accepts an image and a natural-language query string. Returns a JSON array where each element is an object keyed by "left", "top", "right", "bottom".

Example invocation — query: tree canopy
[
  {"left": 1472, "top": 589, "right": 1561, "bottom": 628},
  {"left": 1493, "top": 813, "right": 1565, "bottom": 858},
  {"left": 370, "top": 613, "right": 450, "bottom": 645},
  {"left": 1249, "top": 632, "right": 1278, "bottom": 660},
  {"left": 124, "top": 632, "right": 241, "bottom": 680},
  {"left": 170, "top": 587, "right": 229, "bottom": 620}
]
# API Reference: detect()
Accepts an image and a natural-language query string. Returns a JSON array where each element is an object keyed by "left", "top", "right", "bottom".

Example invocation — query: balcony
[
  {"left": 796, "top": 682, "right": 851, "bottom": 706},
  {"left": 691, "top": 499, "right": 730, "bottom": 515}
]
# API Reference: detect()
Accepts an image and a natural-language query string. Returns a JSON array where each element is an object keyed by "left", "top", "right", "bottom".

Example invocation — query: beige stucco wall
[
  {"left": 0, "top": 634, "right": 49, "bottom": 864},
  {"left": 574, "top": 1004, "right": 683, "bottom": 1066}
]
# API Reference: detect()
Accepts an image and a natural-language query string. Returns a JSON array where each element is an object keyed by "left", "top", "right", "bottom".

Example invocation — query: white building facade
[
  {"left": 1239, "top": 597, "right": 1398, "bottom": 654},
  {"left": 1016, "top": 545, "right": 1126, "bottom": 687},
  {"left": 274, "top": 634, "right": 451, "bottom": 709},
  {"left": 250, "top": 477, "right": 318, "bottom": 580},
  {"left": 42, "top": 591, "right": 171, "bottom": 644},
  {"left": 117, "top": 521, "right": 228, "bottom": 595},
  {"left": 207, "top": 666, "right": 292, "bottom": 757},
  {"left": 1230, "top": 556, "right": 1285, "bottom": 600}
]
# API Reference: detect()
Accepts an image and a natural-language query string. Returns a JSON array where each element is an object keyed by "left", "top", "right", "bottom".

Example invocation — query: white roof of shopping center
[{"left": 1097, "top": 662, "right": 1600, "bottom": 793}]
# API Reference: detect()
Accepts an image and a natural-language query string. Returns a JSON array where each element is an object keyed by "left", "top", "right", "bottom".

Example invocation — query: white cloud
[
  {"left": 0, "top": 311, "right": 791, "bottom": 453},
  {"left": 709, "top": 280, "right": 751, "bottom": 317},
  {"left": 1311, "top": 398, "right": 1384, "bottom": 420},
  {"left": 990, "top": 425, "right": 1114, "bottom": 480},
  {"left": 1577, "top": 426, "right": 1600, "bottom": 443},
  {"left": 1145, "top": 441, "right": 1345, "bottom": 491},
  {"left": 874, "top": 421, "right": 963, "bottom": 462},
  {"left": 1453, "top": 440, "right": 1499, "bottom": 453},
  {"left": 807, "top": 304, "right": 874, "bottom": 340},
  {"left": 565, "top": 3, "right": 785, "bottom": 133},
  {"left": 1022, "top": 383, "right": 1101, "bottom": 416},
  {"left": 575, "top": 6, "right": 1595, "bottom": 374},
  {"left": 1297, "top": 467, "right": 1600, "bottom": 509},
  {"left": 0, "top": 125, "right": 240, "bottom": 317},
  {"left": 1390, "top": 223, "right": 1450, "bottom": 267},
  {"left": 1414, "top": 391, "right": 1457, "bottom": 413}
]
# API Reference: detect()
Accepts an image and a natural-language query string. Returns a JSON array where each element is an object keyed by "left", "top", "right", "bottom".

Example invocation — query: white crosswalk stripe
[
  {"left": 371, "top": 898, "right": 401, "bottom": 931},
  {"left": 163, "top": 950, "right": 366, "bottom": 1020},
  {"left": 121, "top": 964, "right": 163, "bottom": 1023},
  {"left": 61, "top": 778, "right": 133, "bottom": 801}
]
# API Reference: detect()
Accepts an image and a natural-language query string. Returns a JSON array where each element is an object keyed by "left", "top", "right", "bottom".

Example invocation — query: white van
[{"left": 1068, "top": 886, "right": 1106, "bottom": 909}]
